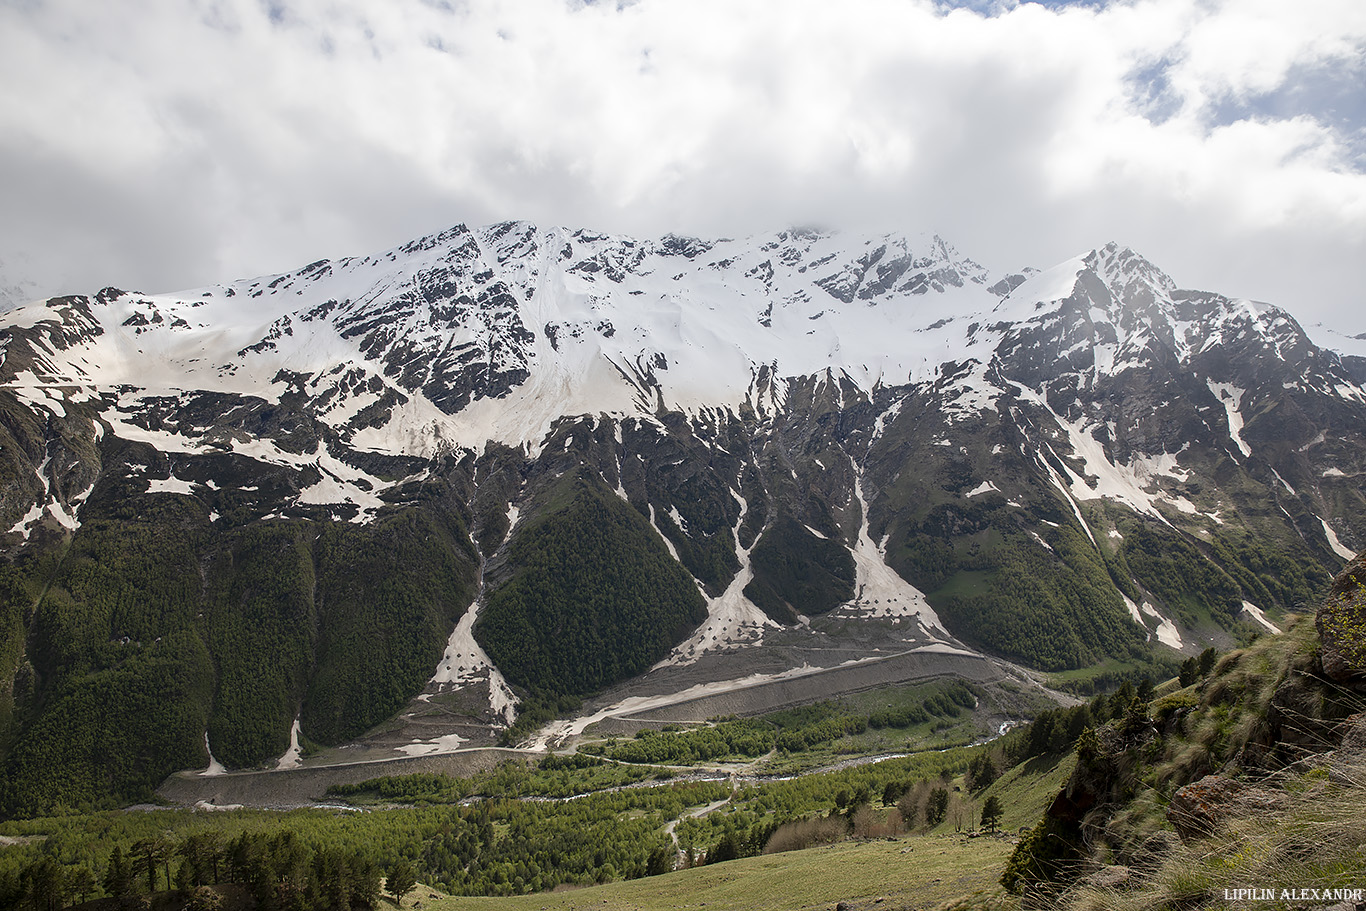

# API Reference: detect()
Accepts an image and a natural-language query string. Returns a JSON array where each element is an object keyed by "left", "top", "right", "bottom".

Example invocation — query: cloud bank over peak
[{"left": 1, "top": 0, "right": 1362, "bottom": 337}]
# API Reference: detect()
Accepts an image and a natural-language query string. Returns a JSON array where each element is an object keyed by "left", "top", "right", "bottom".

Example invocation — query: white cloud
[
  {"left": 0, "top": 0, "right": 1362, "bottom": 336},
  {"left": 1166, "top": 0, "right": 1366, "bottom": 110}
]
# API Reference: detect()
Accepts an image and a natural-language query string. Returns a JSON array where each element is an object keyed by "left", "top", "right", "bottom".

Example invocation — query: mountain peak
[{"left": 1086, "top": 243, "right": 1176, "bottom": 297}]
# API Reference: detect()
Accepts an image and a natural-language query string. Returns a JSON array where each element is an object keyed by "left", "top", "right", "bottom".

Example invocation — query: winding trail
[
  {"left": 663, "top": 788, "right": 736, "bottom": 866},
  {"left": 663, "top": 795, "right": 733, "bottom": 843}
]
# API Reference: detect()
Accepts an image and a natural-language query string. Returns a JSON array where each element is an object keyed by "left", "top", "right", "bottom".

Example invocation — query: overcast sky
[{"left": 2, "top": 0, "right": 1363, "bottom": 341}]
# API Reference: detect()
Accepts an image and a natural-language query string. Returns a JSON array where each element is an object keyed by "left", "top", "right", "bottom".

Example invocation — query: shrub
[{"left": 762, "top": 816, "right": 850, "bottom": 855}]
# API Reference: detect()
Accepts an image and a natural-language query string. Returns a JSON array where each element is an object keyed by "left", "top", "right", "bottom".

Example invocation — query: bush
[
  {"left": 762, "top": 816, "right": 850, "bottom": 854},
  {"left": 1000, "top": 816, "right": 1083, "bottom": 896}
]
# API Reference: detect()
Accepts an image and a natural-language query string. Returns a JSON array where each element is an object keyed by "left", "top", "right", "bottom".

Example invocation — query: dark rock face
[
  {"left": 1263, "top": 676, "right": 1333, "bottom": 758},
  {"left": 1317, "top": 552, "right": 1366, "bottom": 682},
  {"left": 1342, "top": 354, "right": 1366, "bottom": 386},
  {"left": 1337, "top": 712, "right": 1366, "bottom": 754}
]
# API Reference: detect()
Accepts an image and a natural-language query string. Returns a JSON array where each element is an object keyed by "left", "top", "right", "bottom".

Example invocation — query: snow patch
[
  {"left": 996, "top": 256, "right": 1084, "bottom": 309},
  {"left": 9, "top": 381, "right": 69, "bottom": 418},
  {"left": 1039, "top": 452, "right": 1100, "bottom": 547},
  {"left": 430, "top": 598, "right": 518, "bottom": 725},
  {"left": 1268, "top": 466, "right": 1296, "bottom": 495},
  {"left": 395, "top": 733, "right": 469, "bottom": 757},
  {"left": 195, "top": 799, "right": 244, "bottom": 811},
  {"left": 872, "top": 400, "right": 903, "bottom": 440},
  {"left": 47, "top": 501, "right": 77, "bottom": 531},
  {"left": 1321, "top": 518, "right": 1357, "bottom": 561},
  {"left": 655, "top": 488, "right": 777, "bottom": 668},
  {"left": 1335, "top": 383, "right": 1366, "bottom": 404},
  {"left": 1051, "top": 409, "right": 1187, "bottom": 520},
  {"left": 940, "top": 361, "right": 1003, "bottom": 422},
  {"left": 1206, "top": 381, "right": 1252, "bottom": 457},
  {"left": 828, "top": 478, "right": 946, "bottom": 632},
  {"left": 146, "top": 474, "right": 197, "bottom": 496},
  {"left": 648, "top": 503, "right": 681, "bottom": 561},
  {"left": 275, "top": 716, "right": 303, "bottom": 770},
  {"left": 1121, "top": 595, "right": 1145, "bottom": 628},
  {"left": 200, "top": 732, "right": 227, "bottom": 777},
  {"left": 1239, "top": 601, "right": 1279, "bottom": 634},
  {"left": 293, "top": 441, "right": 395, "bottom": 522},
  {"left": 1140, "top": 602, "right": 1184, "bottom": 649},
  {"left": 8, "top": 503, "right": 44, "bottom": 538},
  {"left": 965, "top": 481, "right": 999, "bottom": 497}
]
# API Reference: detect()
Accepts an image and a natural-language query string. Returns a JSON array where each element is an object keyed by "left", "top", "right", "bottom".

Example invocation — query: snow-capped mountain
[
  {"left": 0, "top": 224, "right": 1001, "bottom": 454},
  {"left": 1, "top": 222, "right": 1362, "bottom": 808}
]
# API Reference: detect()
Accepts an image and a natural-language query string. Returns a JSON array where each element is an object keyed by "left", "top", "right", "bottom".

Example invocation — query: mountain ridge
[{"left": 0, "top": 221, "right": 1362, "bottom": 814}]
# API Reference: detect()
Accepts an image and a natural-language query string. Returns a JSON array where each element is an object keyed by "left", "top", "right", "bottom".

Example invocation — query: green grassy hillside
[{"left": 417, "top": 835, "right": 1014, "bottom": 911}]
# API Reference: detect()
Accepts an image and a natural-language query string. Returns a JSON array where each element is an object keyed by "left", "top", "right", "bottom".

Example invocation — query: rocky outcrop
[
  {"left": 1010, "top": 555, "right": 1366, "bottom": 903},
  {"left": 1317, "top": 552, "right": 1366, "bottom": 682}
]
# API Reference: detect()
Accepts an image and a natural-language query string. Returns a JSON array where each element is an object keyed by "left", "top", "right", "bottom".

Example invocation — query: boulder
[
  {"left": 1316, "top": 551, "right": 1366, "bottom": 683},
  {"left": 1165, "top": 775, "right": 1245, "bottom": 840},
  {"left": 1166, "top": 775, "right": 1288, "bottom": 841}
]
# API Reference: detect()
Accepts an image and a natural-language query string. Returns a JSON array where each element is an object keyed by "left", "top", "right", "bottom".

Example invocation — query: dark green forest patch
[
  {"left": 743, "top": 516, "right": 855, "bottom": 623},
  {"left": 476, "top": 471, "right": 706, "bottom": 698}
]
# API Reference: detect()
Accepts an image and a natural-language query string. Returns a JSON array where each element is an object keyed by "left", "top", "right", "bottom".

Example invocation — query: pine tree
[
  {"left": 968, "top": 753, "right": 999, "bottom": 792},
  {"left": 708, "top": 833, "right": 742, "bottom": 864},
  {"left": 646, "top": 848, "right": 673, "bottom": 876},
  {"left": 927, "top": 787, "right": 950, "bottom": 826},
  {"left": 981, "top": 795, "right": 1003, "bottom": 833},
  {"left": 387, "top": 859, "right": 417, "bottom": 904},
  {"left": 131, "top": 836, "right": 169, "bottom": 893},
  {"left": 104, "top": 846, "right": 135, "bottom": 900},
  {"left": 1198, "top": 647, "right": 1218, "bottom": 676},
  {"left": 1178, "top": 657, "right": 1199, "bottom": 687},
  {"left": 20, "top": 857, "right": 67, "bottom": 911},
  {"left": 67, "top": 868, "right": 97, "bottom": 906}
]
